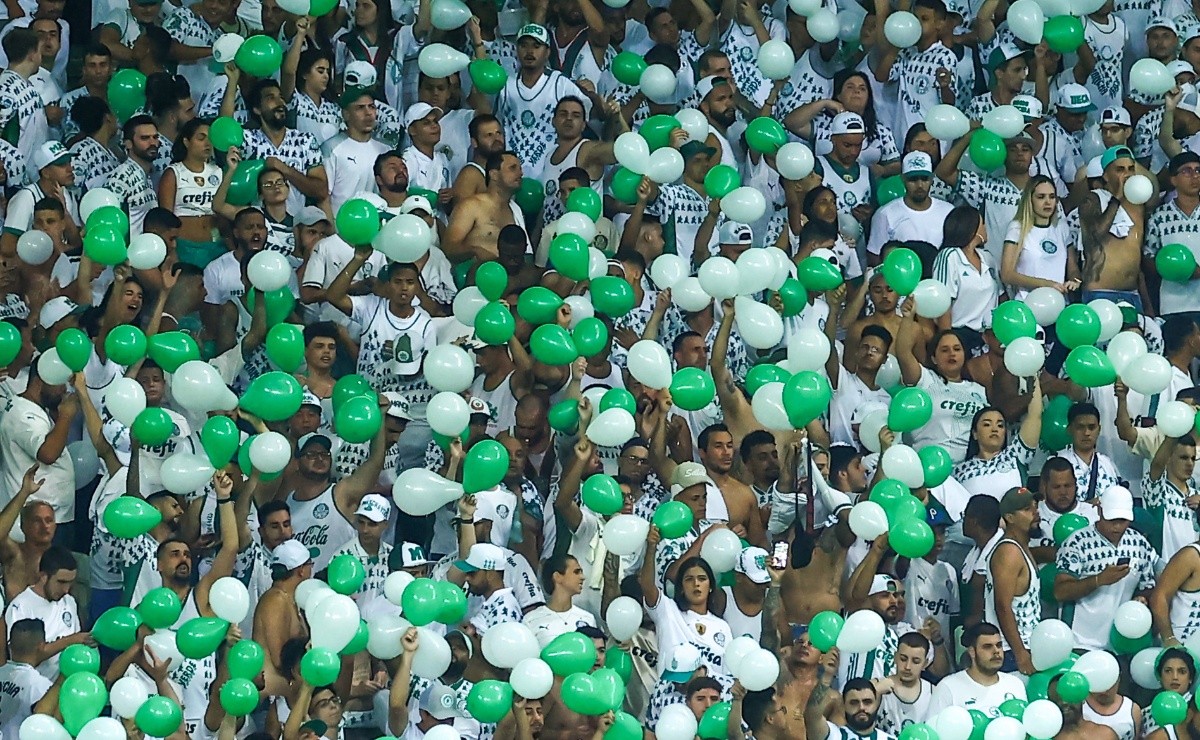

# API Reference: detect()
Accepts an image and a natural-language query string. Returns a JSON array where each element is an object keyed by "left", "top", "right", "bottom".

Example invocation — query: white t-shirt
[
  {"left": 904, "top": 557, "right": 960, "bottom": 627},
  {"left": 1004, "top": 219, "right": 1073, "bottom": 300},
  {"left": 320, "top": 133, "right": 390, "bottom": 213},
  {"left": 931, "top": 247, "right": 1001, "bottom": 332},
  {"left": 868, "top": 198, "right": 955, "bottom": 254},
  {"left": 5, "top": 588, "right": 81, "bottom": 681},
  {"left": 645, "top": 594, "right": 732, "bottom": 678},
  {"left": 0, "top": 661, "right": 51, "bottom": 740},
  {"left": 523, "top": 604, "right": 598, "bottom": 647},
  {"left": 474, "top": 485, "right": 516, "bottom": 548},
  {"left": 908, "top": 367, "right": 988, "bottom": 463},
  {"left": 927, "top": 670, "right": 1026, "bottom": 718},
  {"left": 0, "top": 396, "right": 75, "bottom": 523}
]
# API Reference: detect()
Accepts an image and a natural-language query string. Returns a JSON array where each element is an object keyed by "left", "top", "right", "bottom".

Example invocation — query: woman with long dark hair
[
  {"left": 283, "top": 46, "right": 342, "bottom": 143},
  {"left": 784, "top": 69, "right": 901, "bottom": 176},
  {"left": 953, "top": 382, "right": 1043, "bottom": 499},
  {"left": 158, "top": 118, "right": 223, "bottom": 268},
  {"left": 932, "top": 206, "right": 1001, "bottom": 345}
]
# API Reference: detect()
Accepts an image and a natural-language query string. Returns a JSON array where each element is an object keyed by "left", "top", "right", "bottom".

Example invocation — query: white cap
[
  {"left": 1086, "top": 155, "right": 1103, "bottom": 179},
  {"left": 419, "top": 682, "right": 459, "bottom": 720},
  {"left": 399, "top": 195, "right": 433, "bottom": 215},
  {"left": 404, "top": 102, "right": 442, "bottom": 128},
  {"left": 670, "top": 461, "right": 716, "bottom": 494},
  {"left": 299, "top": 390, "right": 323, "bottom": 408},
  {"left": 38, "top": 296, "right": 84, "bottom": 329},
  {"left": 1149, "top": 15, "right": 1179, "bottom": 34},
  {"left": 1012, "top": 94, "right": 1044, "bottom": 121},
  {"left": 735, "top": 547, "right": 771, "bottom": 584},
  {"left": 397, "top": 541, "right": 430, "bottom": 567},
  {"left": 1056, "top": 83, "right": 1095, "bottom": 112},
  {"left": 467, "top": 396, "right": 495, "bottom": 419},
  {"left": 33, "top": 141, "right": 71, "bottom": 171},
  {"left": 455, "top": 542, "right": 506, "bottom": 572},
  {"left": 1169, "top": 60, "right": 1196, "bottom": 79},
  {"left": 1099, "top": 485, "right": 1134, "bottom": 521},
  {"left": 272, "top": 540, "right": 312, "bottom": 570},
  {"left": 212, "top": 33, "right": 244, "bottom": 64},
  {"left": 296, "top": 205, "right": 330, "bottom": 226},
  {"left": 355, "top": 493, "right": 391, "bottom": 522},
  {"left": 381, "top": 391, "right": 412, "bottom": 420},
  {"left": 830, "top": 111, "right": 866, "bottom": 135},
  {"left": 717, "top": 221, "right": 752, "bottom": 245},
  {"left": 901, "top": 151, "right": 933, "bottom": 177},
  {"left": 695, "top": 75, "right": 729, "bottom": 101},
  {"left": 1099, "top": 106, "right": 1131, "bottom": 127},
  {"left": 661, "top": 643, "right": 703, "bottom": 681},
  {"left": 344, "top": 60, "right": 377, "bottom": 88},
  {"left": 868, "top": 574, "right": 896, "bottom": 595},
  {"left": 1180, "top": 83, "right": 1200, "bottom": 115}
]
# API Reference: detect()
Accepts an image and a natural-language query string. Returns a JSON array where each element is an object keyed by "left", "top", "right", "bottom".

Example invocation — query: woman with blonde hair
[{"left": 1000, "top": 174, "right": 1080, "bottom": 300}]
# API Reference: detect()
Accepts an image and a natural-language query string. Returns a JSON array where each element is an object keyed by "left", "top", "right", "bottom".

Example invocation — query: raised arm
[
  {"left": 893, "top": 298, "right": 922, "bottom": 385},
  {"left": 1018, "top": 376, "right": 1043, "bottom": 449},
  {"left": 335, "top": 396, "right": 390, "bottom": 513},
  {"left": 555, "top": 436, "right": 592, "bottom": 533},
  {"left": 386, "top": 629, "right": 419, "bottom": 734},
  {"left": 934, "top": 132, "right": 973, "bottom": 188},
  {"left": 638, "top": 525, "right": 663, "bottom": 607},
  {"left": 324, "top": 244, "right": 372, "bottom": 316},
  {"left": 196, "top": 471, "right": 239, "bottom": 616}
]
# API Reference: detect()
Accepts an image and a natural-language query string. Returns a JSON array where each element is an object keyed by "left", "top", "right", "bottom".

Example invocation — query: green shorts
[{"left": 175, "top": 238, "right": 227, "bottom": 269}]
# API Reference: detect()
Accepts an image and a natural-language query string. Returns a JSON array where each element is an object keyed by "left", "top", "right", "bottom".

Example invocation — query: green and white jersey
[
  {"left": 955, "top": 171, "right": 1023, "bottom": 264},
  {"left": 1143, "top": 472, "right": 1200, "bottom": 563},
  {"left": 908, "top": 367, "right": 988, "bottom": 463},
  {"left": 838, "top": 620, "right": 918, "bottom": 684},
  {"left": 818, "top": 154, "right": 872, "bottom": 217},
  {"left": 1056, "top": 526, "right": 1157, "bottom": 650},
  {"left": 330, "top": 537, "right": 391, "bottom": 601},
  {"left": 1167, "top": 543, "right": 1200, "bottom": 644},
  {"left": 1146, "top": 199, "right": 1200, "bottom": 315},
  {"left": 105, "top": 158, "right": 158, "bottom": 237},
  {"left": 984, "top": 538, "right": 1041, "bottom": 650},
  {"left": 954, "top": 437, "right": 1036, "bottom": 500}
]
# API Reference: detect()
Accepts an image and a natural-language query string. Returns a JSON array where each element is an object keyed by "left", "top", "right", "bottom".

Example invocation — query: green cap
[{"left": 339, "top": 86, "right": 373, "bottom": 110}]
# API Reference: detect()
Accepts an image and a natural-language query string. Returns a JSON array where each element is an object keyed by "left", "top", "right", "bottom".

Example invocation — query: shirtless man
[
  {"left": 540, "top": 626, "right": 607, "bottom": 739},
  {"left": 451, "top": 113, "right": 506, "bottom": 204},
  {"left": 1050, "top": 673, "right": 1119, "bottom": 740},
  {"left": 1078, "top": 145, "right": 1152, "bottom": 309},
  {"left": 253, "top": 538, "right": 312, "bottom": 681},
  {"left": 443, "top": 150, "right": 525, "bottom": 263},
  {"left": 845, "top": 272, "right": 932, "bottom": 367},
  {"left": 0, "top": 467, "right": 54, "bottom": 602},
  {"left": 698, "top": 424, "right": 767, "bottom": 546}
]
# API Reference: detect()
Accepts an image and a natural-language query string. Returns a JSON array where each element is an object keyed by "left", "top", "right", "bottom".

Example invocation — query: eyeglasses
[
  {"left": 1177, "top": 166, "right": 1200, "bottom": 177},
  {"left": 620, "top": 454, "right": 649, "bottom": 465},
  {"left": 261, "top": 180, "right": 287, "bottom": 189},
  {"left": 302, "top": 449, "right": 331, "bottom": 459}
]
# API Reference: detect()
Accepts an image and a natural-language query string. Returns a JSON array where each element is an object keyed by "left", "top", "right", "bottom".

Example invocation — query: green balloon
[
  {"left": 147, "top": 331, "right": 200, "bottom": 373},
  {"left": 132, "top": 407, "right": 174, "bottom": 446},
  {"left": 1043, "top": 14, "right": 1084, "bottom": 53},
  {"left": 1153, "top": 691, "right": 1188, "bottom": 726},
  {"left": 887, "top": 493, "right": 926, "bottom": 525},
  {"left": 200, "top": 416, "right": 239, "bottom": 469},
  {"left": 561, "top": 673, "right": 609, "bottom": 715},
  {"left": 91, "top": 606, "right": 143, "bottom": 650},
  {"left": 515, "top": 177, "right": 545, "bottom": 216},
  {"left": 1057, "top": 671, "right": 1090, "bottom": 702},
  {"left": 88, "top": 205, "right": 130, "bottom": 236},
  {"left": 177, "top": 616, "right": 230, "bottom": 659},
  {"left": 342, "top": 620, "right": 369, "bottom": 655},
  {"left": 84, "top": 226, "right": 127, "bottom": 265},
  {"left": 1039, "top": 563, "right": 1060, "bottom": 604},
  {"left": 104, "top": 324, "right": 148, "bottom": 366},
  {"left": 227, "top": 159, "right": 266, "bottom": 206},
  {"left": 300, "top": 647, "right": 342, "bottom": 685},
  {"left": 335, "top": 395, "right": 382, "bottom": 444},
  {"left": 777, "top": 278, "right": 808, "bottom": 317},
  {"left": 220, "top": 677, "right": 260, "bottom": 716},
  {"left": 475, "top": 261, "right": 508, "bottom": 302},
  {"left": 611, "top": 167, "right": 643, "bottom": 205},
  {"left": 640, "top": 114, "right": 681, "bottom": 151},
  {"left": 136, "top": 696, "right": 183, "bottom": 737},
  {"left": 1050, "top": 512, "right": 1088, "bottom": 545},
  {"left": 698, "top": 701, "right": 732, "bottom": 739},
  {"left": 531, "top": 324, "right": 579, "bottom": 366},
  {"left": 968, "top": 709, "right": 989, "bottom": 740},
  {"left": 1027, "top": 669, "right": 1054, "bottom": 700},
  {"left": 919, "top": 445, "right": 953, "bottom": 487},
  {"left": 463, "top": 439, "right": 509, "bottom": 494},
  {"left": 599, "top": 388, "right": 636, "bottom": 415},
  {"left": 745, "top": 116, "right": 787, "bottom": 155},
  {"left": 246, "top": 286, "right": 294, "bottom": 326},
  {"left": 517, "top": 286, "right": 564, "bottom": 325},
  {"left": 876, "top": 175, "right": 906, "bottom": 206},
  {"left": 881, "top": 247, "right": 921, "bottom": 296},
  {"left": 475, "top": 302, "right": 515, "bottom": 345},
  {"left": 704, "top": 164, "right": 741, "bottom": 199},
  {"left": 241, "top": 370, "right": 303, "bottom": 421},
  {"left": 991, "top": 301, "right": 1037, "bottom": 345},
  {"left": 1041, "top": 394, "right": 1072, "bottom": 452},
  {"left": 138, "top": 587, "right": 183, "bottom": 629},
  {"left": 572, "top": 317, "right": 609, "bottom": 358},
  {"left": 653, "top": 501, "right": 694, "bottom": 539},
  {"left": 670, "top": 367, "right": 716, "bottom": 411},
  {"left": 869, "top": 478, "right": 910, "bottom": 508},
  {"left": 436, "top": 581, "right": 468, "bottom": 624},
  {"left": 337, "top": 198, "right": 381, "bottom": 245},
  {"left": 1056, "top": 304, "right": 1102, "bottom": 348},
  {"left": 0, "top": 321, "right": 20, "bottom": 367},
  {"left": 309, "top": 0, "right": 337, "bottom": 14},
  {"left": 612, "top": 51, "right": 647, "bottom": 86},
  {"left": 103, "top": 496, "right": 162, "bottom": 539},
  {"left": 898, "top": 724, "right": 939, "bottom": 740},
  {"left": 582, "top": 474, "right": 623, "bottom": 515},
  {"left": 107, "top": 68, "right": 146, "bottom": 121},
  {"left": 61, "top": 672, "right": 108, "bottom": 735},
  {"left": 606, "top": 710, "right": 641, "bottom": 740},
  {"left": 55, "top": 328, "right": 92, "bottom": 372},
  {"left": 969, "top": 129, "right": 1006, "bottom": 170},
  {"left": 1157, "top": 243, "right": 1198, "bottom": 283},
  {"left": 604, "top": 649, "right": 634, "bottom": 684},
  {"left": 328, "top": 553, "right": 367, "bottom": 595},
  {"left": 797, "top": 256, "right": 843, "bottom": 292},
  {"left": 591, "top": 667, "right": 626, "bottom": 712},
  {"left": 332, "top": 374, "right": 374, "bottom": 414},
  {"left": 235, "top": 34, "right": 283, "bottom": 77},
  {"left": 541, "top": 631, "right": 597, "bottom": 676},
  {"left": 402, "top": 578, "right": 441, "bottom": 626},
  {"left": 210, "top": 115, "right": 245, "bottom": 151},
  {"left": 782, "top": 370, "right": 832, "bottom": 428},
  {"left": 888, "top": 387, "right": 933, "bottom": 432},
  {"left": 227, "top": 640, "right": 265, "bottom": 679},
  {"left": 548, "top": 399, "right": 580, "bottom": 433},
  {"left": 998, "top": 698, "right": 1027, "bottom": 719},
  {"left": 808, "top": 611, "right": 844, "bottom": 652},
  {"left": 1110, "top": 625, "right": 1152, "bottom": 655},
  {"left": 591, "top": 276, "right": 636, "bottom": 317},
  {"left": 745, "top": 364, "right": 791, "bottom": 396},
  {"left": 889, "top": 517, "right": 935, "bottom": 558},
  {"left": 466, "top": 680, "right": 513, "bottom": 723},
  {"left": 1065, "top": 345, "right": 1116, "bottom": 388},
  {"left": 60, "top": 644, "right": 100, "bottom": 676},
  {"left": 550, "top": 232, "right": 590, "bottom": 281},
  {"left": 265, "top": 323, "right": 305, "bottom": 373},
  {"left": 566, "top": 187, "right": 602, "bottom": 222},
  {"left": 468, "top": 58, "right": 507, "bottom": 94}
]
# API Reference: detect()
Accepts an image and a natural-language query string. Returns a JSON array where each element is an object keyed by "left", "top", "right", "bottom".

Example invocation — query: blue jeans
[
  {"left": 1082, "top": 289, "right": 1142, "bottom": 311},
  {"left": 1001, "top": 650, "right": 1019, "bottom": 673}
]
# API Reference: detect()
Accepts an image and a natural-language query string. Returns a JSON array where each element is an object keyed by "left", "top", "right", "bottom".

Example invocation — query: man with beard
[
  {"left": 827, "top": 325, "right": 895, "bottom": 449},
  {"left": 324, "top": 87, "right": 390, "bottom": 212},
  {"left": 867, "top": 153, "right": 953, "bottom": 258},
  {"left": 451, "top": 113, "right": 505, "bottom": 202},
  {"left": 146, "top": 73, "right": 195, "bottom": 181},
  {"left": 987, "top": 487, "right": 1044, "bottom": 675},
  {"left": 928, "top": 623, "right": 1026, "bottom": 716},
  {"left": 1031, "top": 457, "right": 1094, "bottom": 563},
  {"left": 254, "top": 539, "right": 312, "bottom": 682},
  {"left": 745, "top": 631, "right": 839, "bottom": 740},
  {"left": 105, "top": 114, "right": 161, "bottom": 236},
  {"left": 739, "top": 430, "right": 780, "bottom": 511},
  {"left": 806, "top": 677, "right": 893, "bottom": 740},
  {"left": 241, "top": 79, "right": 327, "bottom": 216},
  {"left": 1048, "top": 673, "right": 1119, "bottom": 740},
  {"left": 124, "top": 489, "right": 186, "bottom": 602},
  {"left": 4, "top": 546, "right": 90, "bottom": 680},
  {"left": 444, "top": 150, "right": 527, "bottom": 263},
  {"left": 696, "top": 424, "right": 765, "bottom": 546},
  {"left": 201, "top": 207, "right": 268, "bottom": 346},
  {"left": 696, "top": 76, "right": 739, "bottom": 170},
  {"left": 531, "top": 95, "right": 622, "bottom": 226}
]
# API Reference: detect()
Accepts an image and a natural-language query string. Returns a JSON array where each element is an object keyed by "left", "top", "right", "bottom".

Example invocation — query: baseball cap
[
  {"left": 1057, "top": 83, "right": 1095, "bottom": 112},
  {"left": 38, "top": 296, "right": 86, "bottom": 329},
  {"left": 680, "top": 140, "right": 717, "bottom": 161},
  {"left": 467, "top": 396, "right": 495, "bottom": 419},
  {"left": 868, "top": 574, "right": 897, "bottom": 596},
  {"left": 344, "top": 60, "right": 377, "bottom": 88},
  {"left": 1099, "top": 106, "right": 1131, "bottom": 127},
  {"left": 1171, "top": 151, "right": 1200, "bottom": 175},
  {"left": 300, "top": 390, "right": 323, "bottom": 409},
  {"left": 296, "top": 206, "right": 330, "bottom": 226},
  {"left": 1149, "top": 15, "right": 1178, "bottom": 34},
  {"left": 986, "top": 42, "right": 1027, "bottom": 72},
  {"left": 661, "top": 643, "right": 703, "bottom": 682},
  {"left": 1012, "top": 94, "right": 1043, "bottom": 121},
  {"left": 927, "top": 505, "right": 952, "bottom": 527},
  {"left": 671, "top": 461, "right": 716, "bottom": 493},
  {"left": 338, "top": 85, "right": 373, "bottom": 110},
  {"left": 902, "top": 151, "right": 933, "bottom": 178},
  {"left": 399, "top": 195, "right": 433, "bottom": 215},
  {"left": 718, "top": 221, "right": 752, "bottom": 245},
  {"left": 297, "top": 432, "right": 333, "bottom": 451},
  {"left": 1100, "top": 144, "right": 1135, "bottom": 170},
  {"left": 454, "top": 542, "right": 506, "bottom": 573},
  {"left": 1099, "top": 485, "right": 1134, "bottom": 521},
  {"left": 34, "top": 141, "right": 71, "bottom": 170},
  {"left": 380, "top": 391, "right": 412, "bottom": 421},
  {"left": 1006, "top": 130, "right": 1035, "bottom": 146},
  {"left": 419, "top": 682, "right": 460, "bottom": 720},
  {"left": 404, "top": 102, "right": 442, "bottom": 128},
  {"left": 736, "top": 547, "right": 771, "bottom": 584},
  {"left": 999, "top": 486, "right": 1042, "bottom": 515},
  {"left": 830, "top": 111, "right": 866, "bottom": 135},
  {"left": 1115, "top": 300, "right": 1139, "bottom": 326},
  {"left": 355, "top": 493, "right": 391, "bottom": 522},
  {"left": 695, "top": 75, "right": 729, "bottom": 102},
  {"left": 299, "top": 720, "right": 328, "bottom": 737},
  {"left": 389, "top": 541, "right": 431, "bottom": 569},
  {"left": 1086, "top": 155, "right": 1103, "bottom": 179},
  {"left": 1169, "top": 60, "right": 1196, "bottom": 79},
  {"left": 272, "top": 539, "right": 312, "bottom": 570},
  {"left": 517, "top": 23, "right": 550, "bottom": 45}
]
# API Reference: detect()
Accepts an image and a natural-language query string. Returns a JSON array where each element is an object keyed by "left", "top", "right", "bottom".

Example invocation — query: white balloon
[
  {"left": 699, "top": 528, "right": 741, "bottom": 572},
  {"left": 392, "top": 468, "right": 464, "bottom": 516},
  {"left": 1030, "top": 618, "right": 1074, "bottom": 671},
  {"left": 105, "top": 377, "right": 147, "bottom": 426},
  {"left": 723, "top": 635, "right": 761, "bottom": 676},
  {"left": 788, "top": 0, "right": 820, "bottom": 14},
  {"left": 1033, "top": 0, "right": 1070, "bottom": 16},
  {"left": 1007, "top": 0, "right": 1046, "bottom": 44},
  {"left": 650, "top": 254, "right": 688, "bottom": 290},
  {"left": 736, "top": 249, "right": 776, "bottom": 295},
  {"left": 431, "top": 0, "right": 471, "bottom": 29},
  {"left": 309, "top": 594, "right": 361, "bottom": 652},
  {"left": 582, "top": 386, "right": 608, "bottom": 412},
  {"left": 1157, "top": 401, "right": 1196, "bottom": 438},
  {"left": 627, "top": 340, "right": 673, "bottom": 389},
  {"left": 1106, "top": 331, "right": 1147, "bottom": 375},
  {"left": 276, "top": 0, "right": 307, "bottom": 12},
  {"left": 587, "top": 408, "right": 636, "bottom": 447},
  {"left": 606, "top": 596, "right": 643, "bottom": 641},
  {"left": 424, "top": 344, "right": 475, "bottom": 393},
  {"left": 1130, "top": 58, "right": 1174, "bottom": 96},
  {"left": 427, "top": 392, "right": 470, "bottom": 436},
  {"left": 782, "top": 329, "right": 829, "bottom": 373},
  {"left": 67, "top": 439, "right": 100, "bottom": 488},
  {"left": 170, "top": 360, "right": 226, "bottom": 414},
  {"left": 144, "top": 629, "right": 183, "bottom": 668},
  {"left": 930, "top": 707, "right": 974, "bottom": 740},
  {"left": 881, "top": 444, "right": 923, "bottom": 488},
  {"left": 757, "top": 39, "right": 795, "bottom": 80},
  {"left": 640, "top": 64, "right": 677, "bottom": 104},
  {"left": 1072, "top": 649, "right": 1120, "bottom": 692},
  {"left": 1024, "top": 286, "right": 1067, "bottom": 325},
  {"left": 734, "top": 296, "right": 784, "bottom": 349},
  {"left": 422, "top": 727, "right": 462, "bottom": 740},
  {"left": 805, "top": 8, "right": 839, "bottom": 42},
  {"left": 127, "top": 232, "right": 168, "bottom": 270},
  {"left": 671, "top": 277, "right": 712, "bottom": 312},
  {"left": 849, "top": 501, "right": 889, "bottom": 540},
  {"left": 721, "top": 187, "right": 767, "bottom": 223},
  {"left": 558, "top": 212, "right": 597, "bottom": 243},
  {"left": 925, "top": 104, "right": 970, "bottom": 141},
  {"left": 675, "top": 108, "right": 710, "bottom": 143},
  {"left": 1087, "top": 298, "right": 1122, "bottom": 342},
  {"left": 775, "top": 141, "right": 815, "bottom": 180},
  {"left": 452, "top": 286, "right": 487, "bottom": 327},
  {"left": 209, "top": 577, "right": 250, "bottom": 623},
  {"left": 367, "top": 613, "right": 410, "bottom": 659},
  {"left": 614, "top": 131, "right": 651, "bottom": 174},
  {"left": 602, "top": 514, "right": 650, "bottom": 555},
  {"left": 16, "top": 230, "right": 53, "bottom": 265},
  {"left": 1003, "top": 336, "right": 1045, "bottom": 377},
  {"left": 982, "top": 105, "right": 1026, "bottom": 139},
  {"left": 79, "top": 188, "right": 119, "bottom": 223},
  {"left": 751, "top": 382, "right": 791, "bottom": 431},
  {"left": 876, "top": 354, "right": 902, "bottom": 390},
  {"left": 656, "top": 704, "right": 699, "bottom": 740},
  {"left": 374, "top": 213, "right": 433, "bottom": 262},
  {"left": 587, "top": 247, "right": 607, "bottom": 280},
  {"left": 37, "top": 348, "right": 70, "bottom": 385},
  {"left": 737, "top": 648, "right": 781, "bottom": 691},
  {"left": 858, "top": 407, "right": 889, "bottom": 453},
  {"left": 249, "top": 431, "right": 292, "bottom": 474},
  {"left": 247, "top": 250, "right": 290, "bottom": 292},
  {"left": 1023, "top": 702, "right": 1064, "bottom": 740},
  {"left": 911, "top": 279, "right": 951, "bottom": 319},
  {"left": 417, "top": 43, "right": 470, "bottom": 77},
  {"left": 1123, "top": 174, "right": 1154, "bottom": 205},
  {"left": 20, "top": 716, "right": 72, "bottom": 740},
  {"left": 510, "top": 657, "right": 555, "bottom": 699},
  {"left": 564, "top": 295, "right": 593, "bottom": 327},
  {"left": 482, "top": 622, "right": 540, "bottom": 669},
  {"left": 295, "top": 579, "right": 334, "bottom": 611},
  {"left": 1130, "top": 647, "right": 1162, "bottom": 689},
  {"left": 76, "top": 718, "right": 126, "bottom": 740},
  {"left": 383, "top": 571, "right": 414, "bottom": 606},
  {"left": 1123, "top": 353, "right": 1172, "bottom": 395},
  {"left": 984, "top": 717, "right": 1026, "bottom": 740},
  {"left": 159, "top": 452, "right": 216, "bottom": 495},
  {"left": 698, "top": 257, "right": 739, "bottom": 300},
  {"left": 766, "top": 247, "right": 792, "bottom": 290},
  {"left": 110, "top": 676, "right": 150, "bottom": 718},
  {"left": 647, "top": 146, "right": 684, "bottom": 184},
  {"left": 883, "top": 11, "right": 921, "bottom": 47},
  {"left": 1113, "top": 600, "right": 1152, "bottom": 639},
  {"left": 837, "top": 609, "right": 886, "bottom": 653},
  {"left": 412, "top": 627, "right": 452, "bottom": 679}
]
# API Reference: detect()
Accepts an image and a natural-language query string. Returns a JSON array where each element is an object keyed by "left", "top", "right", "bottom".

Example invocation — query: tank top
[
  {"left": 287, "top": 484, "right": 356, "bottom": 571},
  {"left": 983, "top": 538, "right": 1041, "bottom": 651},
  {"left": 580, "top": 362, "right": 624, "bottom": 393},
  {"left": 168, "top": 162, "right": 221, "bottom": 218},
  {"left": 538, "top": 139, "right": 603, "bottom": 225},
  {"left": 817, "top": 154, "right": 873, "bottom": 215},
  {"left": 469, "top": 372, "right": 518, "bottom": 438},
  {"left": 719, "top": 586, "right": 762, "bottom": 642},
  {"left": 169, "top": 590, "right": 218, "bottom": 732},
  {"left": 1171, "top": 543, "right": 1200, "bottom": 644},
  {"left": 1083, "top": 696, "right": 1137, "bottom": 740}
]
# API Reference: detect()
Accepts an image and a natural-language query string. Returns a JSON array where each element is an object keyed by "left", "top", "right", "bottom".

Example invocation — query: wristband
[{"left": 216, "top": 497, "right": 233, "bottom": 505}]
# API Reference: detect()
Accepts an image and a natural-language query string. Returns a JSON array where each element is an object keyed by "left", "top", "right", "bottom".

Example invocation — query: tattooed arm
[
  {"left": 1079, "top": 192, "right": 1120, "bottom": 286},
  {"left": 761, "top": 566, "right": 784, "bottom": 653},
  {"left": 805, "top": 665, "right": 836, "bottom": 740}
]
